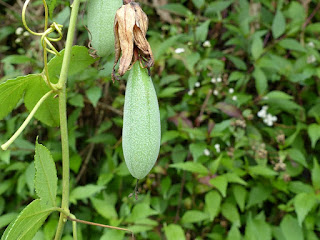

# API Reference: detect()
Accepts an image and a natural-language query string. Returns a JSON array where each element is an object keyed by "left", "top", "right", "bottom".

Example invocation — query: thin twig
[
  {"left": 195, "top": 89, "right": 212, "bottom": 127},
  {"left": 67, "top": 217, "right": 135, "bottom": 239},
  {"left": 75, "top": 143, "right": 95, "bottom": 183},
  {"left": 302, "top": 2, "right": 320, "bottom": 29}
]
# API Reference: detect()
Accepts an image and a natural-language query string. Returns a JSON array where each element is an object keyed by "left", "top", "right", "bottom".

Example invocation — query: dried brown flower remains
[{"left": 112, "top": 1, "right": 154, "bottom": 82}]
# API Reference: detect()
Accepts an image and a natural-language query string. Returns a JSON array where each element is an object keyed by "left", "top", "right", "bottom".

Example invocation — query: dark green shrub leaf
[
  {"left": 280, "top": 215, "right": 303, "bottom": 240},
  {"left": 205, "top": 190, "right": 221, "bottom": 221},
  {"left": 210, "top": 175, "right": 228, "bottom": 197},
  {"left": 294, "top": 192, "right": 317, "bottom": 226},
  {"left": 181, "top": 210, "right": 209, "bottom": 224},
  {"left": 160, "top": 4, "right": 192, "bottom": 17},
  {"left": 307, "top": 124, "right": 320, "bottom": 148},
  {"left": 272, "top": 10, "right": 286, "bottom": 39},
  {"left": 170, "top": 162, "right": 208, "bottom": 175},
  {"left": 164, "top": 224, "right": 186, "bottom": 240}
]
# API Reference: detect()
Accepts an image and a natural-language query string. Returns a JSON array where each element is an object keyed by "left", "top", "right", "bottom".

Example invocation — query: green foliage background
[{"left": 1, "top": 0, "right": 320, "bottom": 239}]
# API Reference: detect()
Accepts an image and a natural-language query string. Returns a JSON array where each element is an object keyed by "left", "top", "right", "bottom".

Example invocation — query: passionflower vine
[{"left": 112, "top": 0, "right": 154, "bottom": 82}]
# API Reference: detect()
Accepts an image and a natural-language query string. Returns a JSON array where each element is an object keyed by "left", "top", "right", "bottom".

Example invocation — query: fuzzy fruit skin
[
  {"left": 122, "top": 62, "right": 161, "bottom": 179},
  {"left": 87, "top": 0, "right": 122, "bottom": 57}
]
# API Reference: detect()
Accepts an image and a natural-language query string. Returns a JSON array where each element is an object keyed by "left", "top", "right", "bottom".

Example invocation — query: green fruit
[
  {"left": 122, "top": 62, "right": 161, "bottom": 179},
  {"left": 87, "top": 0, "right": 122, "bottom": 57}
]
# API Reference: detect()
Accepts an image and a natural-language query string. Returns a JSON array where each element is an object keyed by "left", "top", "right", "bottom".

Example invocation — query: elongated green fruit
[
  {"left": 122, "top": 62, "right": 161, "bottom": 179},
  {"left": 87, "top": 0, "right": 122, "bottom": 57}
]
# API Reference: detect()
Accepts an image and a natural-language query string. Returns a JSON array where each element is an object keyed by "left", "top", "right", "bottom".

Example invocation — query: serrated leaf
[
  {"left": 210, "top": 175, "right": 228, "bottom": 197},
  {"left": 158, "top": 87, "right": 184, "bottom": 98},
  {"left": 205, "top": 190, "right": 221, "bottom": 221},
  {"left": 181, "top": 210, "right": 209, "bottom": 224},
  {"left": 247, "top": 185, "right": 272, "bottom": 208},
  {"left": 47, "top": 46, "right": 97, "bottom": 84},
  {"left": 272, "top": 10, "right": 286, "bottom": 39},
  {"left": 34, "top": 142, "right": 57, "bottom": 207},
  {"left": 294, "top": 192, "right": 316, "bottom": 226},
  {"left": 0, "top": 74, "right": 37, "bottom": 120},
  {"left": 307, "top": 124, "right": 320, "bottom": 148},
  {"left": 24, "top": 75, "right": 59, "bottom": 127},
  {"left": 251, "top": 36, "right": 263, "bottom": 60},
  {"left": 1, "top": 199, "right": 55, "bottom": 240},
  {"left": 126, "top": 203, "right": 158, "bottom": 222},
  {"left": 245, "top": 215, "right": 272, "bottom": 240},
  {"left": 280, "top": 215, "right": 303, "bottom": 240},
  {"left": 170, "top": 162, "right": 208, "bottom": 174},
  {"left": 248, "top": 165, "right": 277, "bottom": 177},
  {"left": 286, "top": 148, "right": 307, "bottom": 167},
  {"left": 227, "top": 224, "right": 242, "bottom": 240},
  {"left": 164, "top": 224, "right": 186, "bottom": 240}
]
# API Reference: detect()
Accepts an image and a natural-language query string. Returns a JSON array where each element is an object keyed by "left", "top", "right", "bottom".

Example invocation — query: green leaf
[
  {"left": 86, "top": 86, "right": 102, "bottom": 107},
  {"left": 181, "top": 210, "right": 209, "bottom": 224},
  {"left": 185, "top": 53, "right": 201, "bottom": 73},
  {"left": 278, "top": 39, "right": 306, "bottom": 52},
  {"left": 46, "top": 0, "right": 57, "bottom": 19},
  {"left": 24, "top": 75, "right": 59, "bottom": 126},
  {"left": 307, "top": 124, "right": 320, "bottom": 148},
  {"left": 247, "top": 185, "right": 272, "bottom": 208},
  {"left": 189, "top": 142, "right": 207, "bottom": 161},
  {"left": 0, "top": 213, "right": 18, "bottom": 229},
  {"left": 312, "top": 158, "right": 320, "bottom": 190},
  {"left": 280, "top": 215, "right": 303, "bottom": 240},
  {"left": 91, "top": 197, "right": 118, "bottom": 220},
  {"left": 101, "top": 229, "right": 125, "bottom": 240},
  {"left": 251, "top": 36, "right": 264, "bottom": 60},
  {"left": 245, "top": 215, "right": 272, "bottom": 240},
  {"left": 0, "top": 74, "right": 36, "bottom": 120},
  {"left": 227, "top": 224, "right": 242, "bottom": 240},
  {"left": 152, "top": 35, "right": 181, "bottom": 60},
  {"left": 226, "top": 173, "right": 247, "bottom": 186},
  {"left": 34, "top": 142, "right": 57, "bottom": 207},
  {"left": 205, "top": 191, "right": 221, "bottom": 221},
  {"left": 205, "top": 0, "right": 233, "bottom": 16},
  {"left": 252, "top": 67, "right": 267, "bottom": 95},
  {"left": 192, "top": 0, "right": 204, "bottom": 9},
  {"left": 47, "top": 46, "right": 96, "bottom": 84},
  {"left": 272, "top": 10, "right": 286, "bottom": 39},
  {"left": 294, "top": 192, "right": 317, "bottom": 226},
  {"left": 126, "top": 203, "right": 158, "bottom": 222},
  {"left": 160, "top": 4, "right": 192, "bottom": 17},
  {"left": 69, "top": 185, "right": 105, "bottom": 203},
  {"left": 164, "top": 224, "right": 186, "bottom": 240},
  {"left": 1, "top": 199, "right": 55, "bottom": 240},
  {"left": 161, "top": 131, "right": 180, "bottom": 144},
  {"left": 248, "top": 165, "right": 277, "bottom": 177},
  {"left": 196, "top": 20, "right": 210, "bottom": 42},
  {"left": 170, "top": 162, "right": 208, "bottom": 174},
  {"left": 232, "top": 185, "right": 247, "bottom": 212},
  {"left": 221, "top": 202, "right": 240, "bottom": 227},
  {"left": 286, "top": 148, "right": 307, "bottom": 167},
  {"left": 210, "top": 175, "right": 228, "bottom": 197},
  {"left": 158, "top": 87, "right": 184, "bottom": 98}
]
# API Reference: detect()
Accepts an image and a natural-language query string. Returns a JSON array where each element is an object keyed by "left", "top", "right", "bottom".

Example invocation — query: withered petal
[{"left": 115, "top": 4, "right": 136, "bottom": 76}]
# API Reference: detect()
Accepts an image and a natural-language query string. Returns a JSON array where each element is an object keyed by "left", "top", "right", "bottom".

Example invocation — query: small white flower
[
  {"left": 187, "top": 41, "right": 192, "bottom": 46},
  {"left": 232, "top": 96, "right": 237, "bottom": 101},
  {"left": 188, "top": 89, "right": 194, "bottom": 96},
  {"left": 203, "top": 149, "right": 210, "bottom": 156},
  {"left": 214, "top": 144, "right": 221, "bottom": 153},
  {"left": 15, "top": 38, "right": 21, "bottom": 44},
  {"left": 262, "top": 105, "right": 268, "bottom": 111},
  {"left": 15, "top": 27, "right": 23, "bottom": 35},
  {"left": 175, "top": 48, "right": 185, "bottom": 54},
  {"left": 211, "top": 78, "right": 216, "bottom": 83},
  {"left": 308, "top": 42, "right": 315, "bottom": 48},
  {"left": 257, "top": 109, "right": 266, "bottom": 118},
  {"left": 203, "top": 40, "right": 211, "bottom": 48},
  {"left": 229, "top": 88, "right": 234, "bottom": 94},
  {"left": 307, "top": 55, "right": 316, "bottom": 63},
  {"left": 23, "top": 31, "right": 30, "bottom": 37},
  {"left": 216, "top": 77, "right": 222, "bottom": 82},
  {"left": 195, "top": 82, "right": 200, "bottom": 87},
  {"left": 213, "top": 89, "right": 219, "bottom": 96}
]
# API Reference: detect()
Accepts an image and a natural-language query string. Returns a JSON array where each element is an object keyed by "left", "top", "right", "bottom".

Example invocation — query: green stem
[
  {"left": 54, "top": 0, "right": 81, "bottom": 239},
  {"left": 1, "top": 90, "right": 53, "bottom": 151}
]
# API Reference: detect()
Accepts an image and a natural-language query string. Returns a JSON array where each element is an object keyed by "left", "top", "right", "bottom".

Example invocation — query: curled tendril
[{"left": 22, "top": 0, "right": 64, "bottom": 91}]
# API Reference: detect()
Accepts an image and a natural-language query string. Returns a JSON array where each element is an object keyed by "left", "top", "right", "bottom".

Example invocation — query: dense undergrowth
[{"left": 1, "top": 0, "right": 320, "bottom": 239}]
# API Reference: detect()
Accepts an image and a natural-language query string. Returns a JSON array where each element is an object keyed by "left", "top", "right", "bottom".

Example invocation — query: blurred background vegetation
[{"left": 1, "top": 0, "right": 320, "bottom": 239}]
